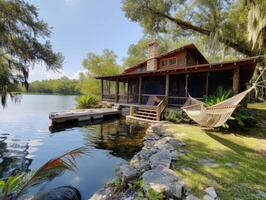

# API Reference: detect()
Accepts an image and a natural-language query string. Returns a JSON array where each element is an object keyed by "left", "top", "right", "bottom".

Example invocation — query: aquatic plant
[
  {"left": 76, "top": 95, "right": 101, "bottom": 109},
  {"left": 0, "top": 147, "right": 88, "bottom": 200}
]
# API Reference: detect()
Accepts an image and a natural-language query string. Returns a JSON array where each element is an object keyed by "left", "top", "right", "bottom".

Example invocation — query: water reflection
[
  {"left": 0, "top": 133, "right": 32, "bottom": 179},
  {"left": 82, "top": 119, "right": 147, "bottom": 160},
  {"left": 0, "top": 95, "right": 147, "bottom": 199}
]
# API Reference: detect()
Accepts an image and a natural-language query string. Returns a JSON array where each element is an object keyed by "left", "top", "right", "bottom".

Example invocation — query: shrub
[
  {"left": 164, "top": 108, "right": 191, "bottom": 123},
  {"left": 204, "top": 86, "right": 233, "bottom": 106},
  {"left": 75, "top": 95, "right": 101, "bottom": 109},
  {"left": 226, "top": 108, "right": 257, "bottom": 130}
]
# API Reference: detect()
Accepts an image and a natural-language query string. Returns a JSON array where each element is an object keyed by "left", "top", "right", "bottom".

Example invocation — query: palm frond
[{"left": 0, "top": 147, "right": 89, "bottom": 200}]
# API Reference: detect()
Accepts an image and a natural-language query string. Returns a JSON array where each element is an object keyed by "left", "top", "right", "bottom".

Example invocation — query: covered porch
[{"left": 99, "top": 69, "right": 241, "bottom": 107}]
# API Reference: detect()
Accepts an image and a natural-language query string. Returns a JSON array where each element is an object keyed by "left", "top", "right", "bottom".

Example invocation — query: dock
[{"left": 49, "top": 108, "right": 121, "bottom": 124}]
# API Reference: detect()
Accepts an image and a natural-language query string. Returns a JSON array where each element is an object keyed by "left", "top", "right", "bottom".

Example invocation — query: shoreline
[{"left": 89, "top": 121, "right": 218, "bottom": 200}]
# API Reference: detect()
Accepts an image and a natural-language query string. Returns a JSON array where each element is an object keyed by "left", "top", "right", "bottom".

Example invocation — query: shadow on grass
[{"left": 173, "top": 135, "right": 266, "bottom": 199}]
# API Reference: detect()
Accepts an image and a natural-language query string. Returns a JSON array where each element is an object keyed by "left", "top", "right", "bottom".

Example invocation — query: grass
[{"left": 165, "top": 102, "right": 266, "bottom": 199}]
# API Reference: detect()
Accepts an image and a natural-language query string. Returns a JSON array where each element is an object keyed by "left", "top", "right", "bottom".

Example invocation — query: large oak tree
[{"left": 0, "top": 0, "right": 63, "bottom": 106}]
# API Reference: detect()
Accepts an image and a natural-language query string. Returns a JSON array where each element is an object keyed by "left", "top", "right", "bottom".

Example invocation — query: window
[
  {"left": 169, "top": 58, "right": 177, "bottom": 66},
  {"left": 161, "top": 57, "right": 177, "bottom": 68}
]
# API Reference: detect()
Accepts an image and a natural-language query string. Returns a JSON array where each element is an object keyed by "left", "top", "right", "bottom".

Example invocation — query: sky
[{"left": 28, "top": 0, "right": 143, "bottom": 81}]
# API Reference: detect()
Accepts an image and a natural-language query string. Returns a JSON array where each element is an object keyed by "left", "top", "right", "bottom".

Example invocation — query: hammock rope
[{"left": 181, "top": 67, "right": 266, "bottom": 128}]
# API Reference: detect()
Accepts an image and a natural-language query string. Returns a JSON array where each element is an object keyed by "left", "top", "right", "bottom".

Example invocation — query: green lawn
[{"left": 165, "top": 102, "right": 266, "bottom": 199}]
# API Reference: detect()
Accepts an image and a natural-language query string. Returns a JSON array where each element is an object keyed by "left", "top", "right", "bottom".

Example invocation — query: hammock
[
  {"left": 181, "top": 67, "right": 266, "bottom": 128},
  {"left": 181, "top": 86, "right": 255, "bottom": 127}
]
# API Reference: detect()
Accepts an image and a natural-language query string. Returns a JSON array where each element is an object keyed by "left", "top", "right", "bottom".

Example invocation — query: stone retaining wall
[{"left": 89, "top": 122, "right": 218, "bottom": 200}]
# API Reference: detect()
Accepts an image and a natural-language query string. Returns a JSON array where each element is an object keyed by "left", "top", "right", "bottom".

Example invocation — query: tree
[
  {"left": 122, "top": 0, "right": 265, "bottom": 57},
  {"left": 123, "top": 34, "right": 243, "bottom": 68},
  {"left": 81, "top": 49, "right": 121, "bottom": 96},
  {"left": 0, "top": 0, "right": 63, "bottom": 106}
]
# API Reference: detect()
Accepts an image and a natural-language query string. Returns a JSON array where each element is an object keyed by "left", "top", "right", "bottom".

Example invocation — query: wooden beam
[
  {"left": 205, "top": 72, "right": 209, "bottom": 96},
  {"left": 233, "top": 67, "right": 240, "bottom": 94},
  {"left": 115, "top": 79, "right": 119, "bottom": 103},
  {"left": 101, "top": 79, "right": 104, "bottom": 100},
  {"left": 165, "top": 74, "right": 170, "bottom": 103},
  {"left": 138, "top": 77, "right": 142, "bottom": 104},
  {"left": 127, "top": 79, "right": 129, "bottom": 103}
]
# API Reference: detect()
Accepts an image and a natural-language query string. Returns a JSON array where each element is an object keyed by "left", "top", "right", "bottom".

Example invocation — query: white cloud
[{"left": 29, "top": 66, "right": 86, "bottom": 82}]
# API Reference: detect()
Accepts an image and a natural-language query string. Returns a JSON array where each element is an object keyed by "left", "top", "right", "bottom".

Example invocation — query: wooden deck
[{"left": 49, "top": 108, "right": 121, "bottom": 124}]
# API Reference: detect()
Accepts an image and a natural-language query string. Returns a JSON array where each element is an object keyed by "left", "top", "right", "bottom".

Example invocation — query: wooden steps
[{"left": 133, "top": 108, "right": 157, "bottom": 121}]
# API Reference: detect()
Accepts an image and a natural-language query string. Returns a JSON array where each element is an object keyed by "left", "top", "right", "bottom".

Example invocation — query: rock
[
  {"left": 167, "top": 138, "right": 186, "bottom": 147},
  {"left": 186, "top": 194, "right": 200, "bottom": 200},
  {"left": 36, "top": 186, "right": 81, "bottom": 200},
  {"left": 145, "top": 133, "right": 160, "bottom": 141},
  {"left": 89, "top": 186, "right": 114, "bottom": 200},
  {"left": 117, "top": 164, "right": 139, "bottom": 185},
  {"left": 170, "top": 150, "right": 184, "bottom": 161},
  {"left": 130, "top": 156, "right": 150, "bottom": 173},
  {"left": 149, "top": 150, "right": 172, "bottom": 169},
  {"left": 142, "top": 167, "right": 184, "bottom": 199},
  {"left": 204, "top": 187, "right": 217, "bottom": 199},
  {"left": 199, "top": 158, "right": 219, "bottom": 168},
  {"left": 256, "top": 190, "right": 266, "bottom": 198},
  {"left": 203, "top": 195, "right": 215, "bottom": 200},
  {"left": 152, "top": 142, "right": 175, "bottom": 152}
]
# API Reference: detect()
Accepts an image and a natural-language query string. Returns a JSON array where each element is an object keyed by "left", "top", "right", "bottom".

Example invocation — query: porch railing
[{"left": 155, "top": 96, "right": 168, "bottom": 121}]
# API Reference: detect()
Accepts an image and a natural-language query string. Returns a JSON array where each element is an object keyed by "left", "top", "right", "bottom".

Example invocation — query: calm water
[{"left": 0, "top": 94, "right": 146, "bottom": 199}]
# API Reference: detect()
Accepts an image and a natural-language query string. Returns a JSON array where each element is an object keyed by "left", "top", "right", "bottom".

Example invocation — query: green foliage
[
  {"left": 164, "top": 108, "right": 191, "bottom": 123},
  {"left": 0, "top": 147, "right": 87, "bottom": 200},
  {"left": 81, "top": 49, "right": 121, "bottom": 96},
  {"left": 204, "top": 87, "right": 233, "bottom": 106},
  {"left": 122, "top": 0, "right": 264, "bottom": 57},
  {"left": 227, "top": 108, "right": 257, "bottom": 130},
  {"left": 147, "top": 188, "right": 164, "bottom": 200},
  {"left": 28, "top": 76, "right": 81, "bottom": 95},
  {"left": 0, "top": 0, "right": 63, "bottom": 106},
  {"left": 76, "top": 95, "right": 101, "bottom": 109}
]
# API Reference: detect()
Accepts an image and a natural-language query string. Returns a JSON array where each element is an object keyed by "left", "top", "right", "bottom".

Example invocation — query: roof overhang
[{"left": 96, "top": 57, "right": 257, "bottom": 83}]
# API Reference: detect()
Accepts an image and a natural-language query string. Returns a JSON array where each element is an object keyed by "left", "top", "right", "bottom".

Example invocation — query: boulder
[
  {"left": 89, "top": 186, "right": 114, "bottom": 200},
  {"left": 186, "top": 194, "right": 200, "bottom": 200},
  {"left": 130, "top": 155, "right": 150, "bottom": 173},
  {"left": 170, "top": 150, "right": 184, "bottom": 161},
  {"left": 35, "top": 186, "right": 81, "bottom": 200},
  {"left": 204, "top": 187, "right": 217, "bottom": 199},
  {"left": 168, "top": 138, "right": 186, "bottom": 148},
  {"left": 149, "top": 150, "right": 172, "bottom": 169},
  {"left": 117, "top": 164, "right": 139, "bottom": 185},
  {"left": 142, "top": 167, "right": 184, "bottom": 199}
]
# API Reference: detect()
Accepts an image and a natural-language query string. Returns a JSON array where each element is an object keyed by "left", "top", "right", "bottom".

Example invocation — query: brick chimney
[{"left": 147, "top": 41, "right": 159, "bottom": 71}]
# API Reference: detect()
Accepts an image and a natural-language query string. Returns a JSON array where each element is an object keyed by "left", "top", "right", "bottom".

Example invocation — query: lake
[{"left": 0, "top": 94, "right": 146, "bottom": 199}]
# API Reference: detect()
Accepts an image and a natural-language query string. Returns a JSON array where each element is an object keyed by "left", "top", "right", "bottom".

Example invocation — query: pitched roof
[
  {"left": 96, "top": 57, "right": 257, "bottom": 85},
  {"left": 123, "top": 43, "right": 208, "bottom": 74}
]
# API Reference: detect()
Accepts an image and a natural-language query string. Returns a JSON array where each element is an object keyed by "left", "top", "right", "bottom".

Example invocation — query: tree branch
[{"left": 146, "top": 6, "right": 262, "bottom": 57}]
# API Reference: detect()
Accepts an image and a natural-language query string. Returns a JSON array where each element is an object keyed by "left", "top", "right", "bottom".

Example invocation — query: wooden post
[
  {"left": 185, "top": 74, "right": 189, "bottom": 97},
  {"left": 130, "top": 105, "right": 134, "bottom": 116},
  {"left": 165, "top": 74, "right": 169, "bottom": 104},
  {"left": 127, "top": 79, "right": 129, "bottom": 103},
  {"left": 101, "top": 79, "right": 104, "bottom": 100},
  {"left": 233, "top": 67, "right": 240, "bottom": 94},
  {"left": 115, "top": 79, "right": 119, "bottom": 103},
  {"left": 205, "top": 72, "right": 209, "bottom": 96},
  {"left": 138, "top": 76, "right": 142, "bottom": 104}
]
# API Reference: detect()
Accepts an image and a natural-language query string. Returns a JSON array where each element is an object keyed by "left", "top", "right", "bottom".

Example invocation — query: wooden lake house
[{"left": 96, "top": 42, "right": 257, "bottom": 121}]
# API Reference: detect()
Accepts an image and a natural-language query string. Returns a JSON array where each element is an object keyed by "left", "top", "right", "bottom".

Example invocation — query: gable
[{"left": 123, "top": 43, "right": 208, "bottom": 74}]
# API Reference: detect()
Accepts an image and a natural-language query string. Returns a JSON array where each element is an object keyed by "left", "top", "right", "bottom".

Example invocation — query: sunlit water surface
[{"left": 0, "top": 94, "right": 146, "bottom": 199}]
